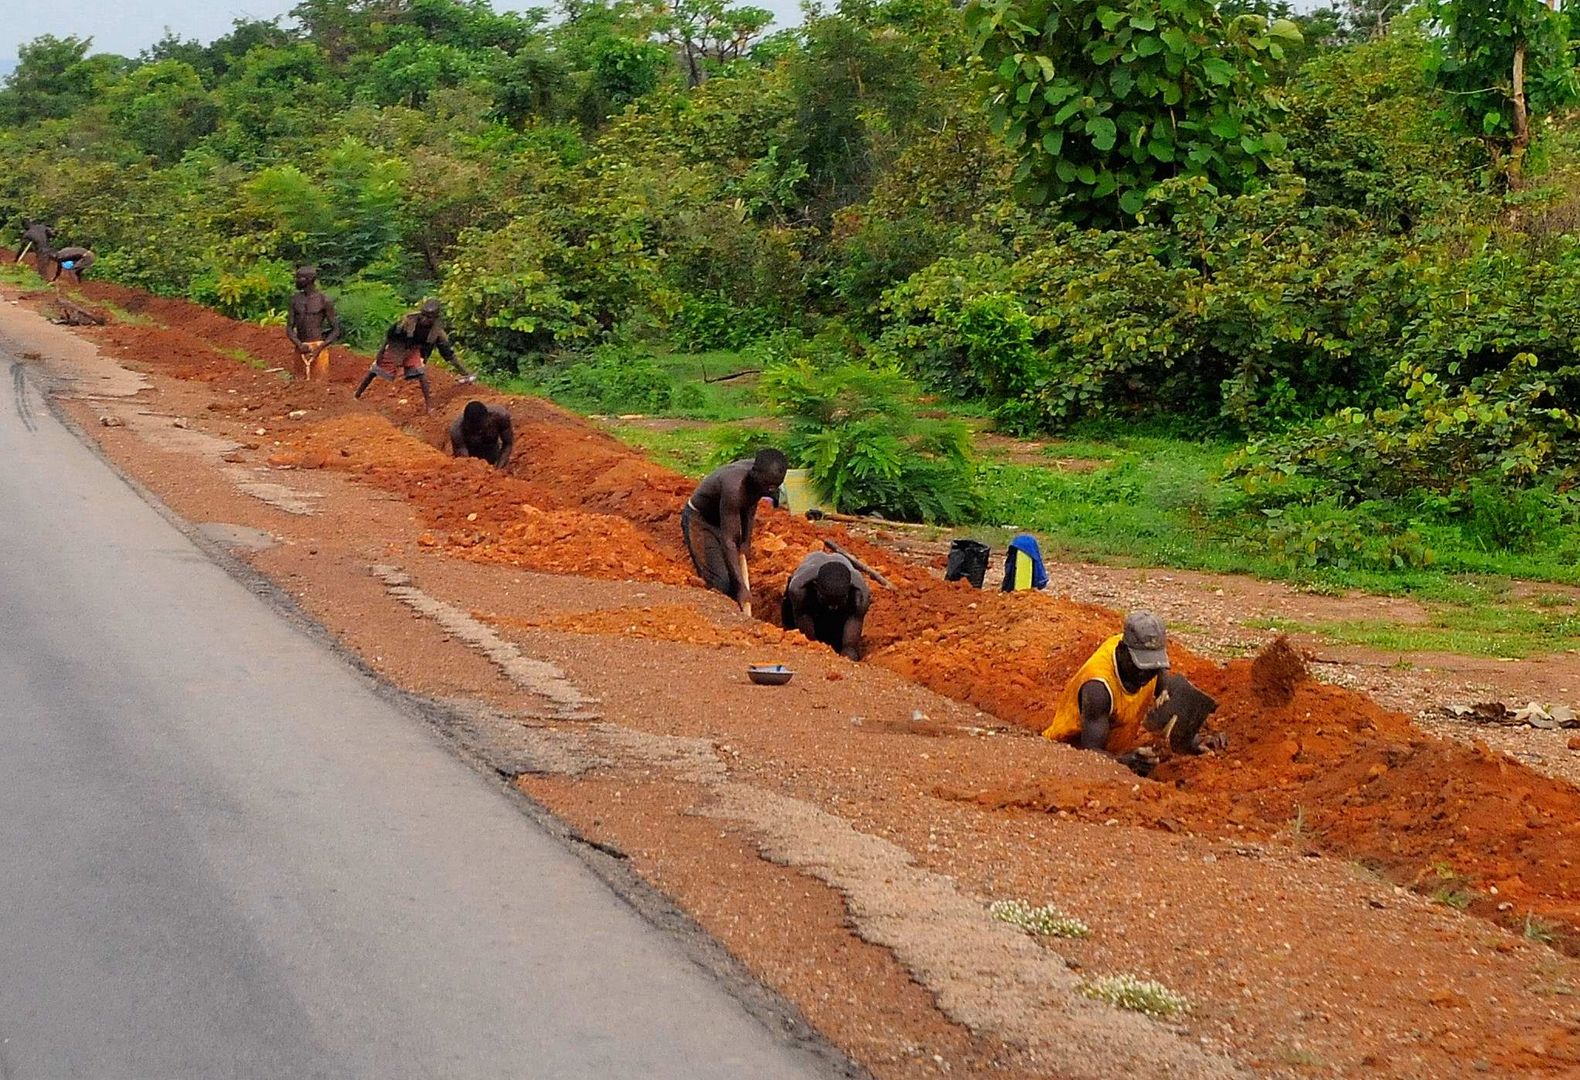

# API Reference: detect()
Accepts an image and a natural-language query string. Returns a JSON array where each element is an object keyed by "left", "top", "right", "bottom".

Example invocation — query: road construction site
[{"left": 4, "top": 270, "right": 1579, "bottom": 1078}]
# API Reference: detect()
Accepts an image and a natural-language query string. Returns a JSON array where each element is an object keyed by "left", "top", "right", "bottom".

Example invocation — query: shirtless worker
[
  {"left": 15, "top": 221, "right": 53, "bottom": 264},
  {"left": 782, "top": 550, "right": 870, "bottom": 660},
  {"left": 1042, "top": 611, "right": 1218, "bottom": 772},
  {"left": 285, "top": 266, "right": 343, "bottom": 382},
  {"left": 681, "top": 449, "right": 788, "bottom": 617},
  {"left": 354, "top": 299, "right": 475, "bottom": 412},
  {"left": 450, "top": 400, "right": 514, "bottom": 468}
]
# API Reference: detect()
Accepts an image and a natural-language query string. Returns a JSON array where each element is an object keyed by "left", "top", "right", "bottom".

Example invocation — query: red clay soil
[{"left": 43, "top": 268, "right": 1580, "bottom": 953}]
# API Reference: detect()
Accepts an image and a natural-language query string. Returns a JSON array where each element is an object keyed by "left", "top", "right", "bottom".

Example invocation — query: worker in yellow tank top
[{"left": 1042, "top": 611, "right": 1170, "bottom": 751}]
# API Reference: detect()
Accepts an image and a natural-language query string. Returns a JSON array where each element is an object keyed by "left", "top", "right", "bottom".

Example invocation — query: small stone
[
  {"left": 254, "top": 427, "right": 267, "bottom": 436},
  {"left": 171, "top": 418, "right": 188, "bottom": 429},
  {"left": 1567, "top": 736, "right": 1580, "bottom": 752},
  {"left": 288, "top": 409, "right": 308, "bottom": 420},
  {"left": 98, "top": 415, "right": 123, "bottom": 427}
]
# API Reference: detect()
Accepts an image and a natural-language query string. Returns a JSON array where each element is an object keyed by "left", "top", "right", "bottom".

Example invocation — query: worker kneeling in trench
[
  {"left": 782, "top": 550, "right": 870, "bottom": 661},
  {"left": 1043, "top": 611, "right": 1221, "bottom": 776}
]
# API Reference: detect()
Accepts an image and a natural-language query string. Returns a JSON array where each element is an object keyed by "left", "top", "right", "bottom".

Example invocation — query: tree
[
  {"left": 0, "top": 36, "right": 129, "bottom": 125},
  {"left": 648, "top": 0, "right": 775, "bottom": 87},
  {"left": 965, "top": 0, "right": 1300, "bottom": 224},
  {"left": 107, "top": 60, "right": 219, "bottom": 162},
  {"left": 1426, "top": 0, "right": 1574, "bottom": 181}
]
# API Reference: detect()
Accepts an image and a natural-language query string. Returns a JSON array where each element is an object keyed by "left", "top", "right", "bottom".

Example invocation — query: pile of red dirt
[
  {"left": 287, "top": 415, "right": 694, "bottom": 586},
  {"left": 36, "top": 274, "right": 1580, "bottom": 950},
  {"left": 1249, "top": 633, "right": 1308, "bottom": 706}
]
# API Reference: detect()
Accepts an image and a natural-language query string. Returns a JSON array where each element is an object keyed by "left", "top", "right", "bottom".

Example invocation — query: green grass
[
  {"left": 0, "top": 260, "right": 40, "bottom": 287},
  {"left": 1247, "top": 596, "right": 1580, "bottom": 659}
]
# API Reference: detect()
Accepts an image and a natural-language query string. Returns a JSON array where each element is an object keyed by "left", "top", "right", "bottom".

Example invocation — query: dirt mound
[
  {"left": 288, "top": 415, "right": 693, "bottom": 585},
  {"left": 1250, "top": 634, "right": 1308, "bottom": 707}
]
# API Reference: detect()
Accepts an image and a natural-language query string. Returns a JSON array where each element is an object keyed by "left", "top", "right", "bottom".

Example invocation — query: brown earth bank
[{"left": 7, "top": 268, "right": 1580, "bottom": 1077}]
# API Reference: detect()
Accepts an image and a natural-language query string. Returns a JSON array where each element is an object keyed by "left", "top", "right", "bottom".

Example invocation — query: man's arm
[
  {"left": 1076, "top": 680, "right": 1113, "bottom": 751},
  {"left": 285, "top": 300, "right": 303, "bottom": 349},
  {"left": 718, "top": 485, "right": 752, "bottom": 610},
  {"left": 322, "top": 298, "right": 343, "bottom": 347},
  {"left": 433, "top": 332, "right": 474, "bottom": 379},
  {"left": 495, "top": 419, "right": 514, "bottom": 469},
  {"left": 838, "top": 611, "right": 864, "bottom": 661},
  {"left": 449, "top": 417, "right": 469, "bottom": 457}
]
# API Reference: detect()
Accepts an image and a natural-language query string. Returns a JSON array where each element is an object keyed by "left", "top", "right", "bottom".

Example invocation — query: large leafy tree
[
  {"left": 964, "top": 0, "right": 1300, "bottom": 224},
  {"left": 1426, "top": 0, "right": 1574, "bottom": 181}
]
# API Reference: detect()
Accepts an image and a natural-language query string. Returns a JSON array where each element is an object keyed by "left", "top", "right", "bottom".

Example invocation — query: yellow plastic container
[{"left": 781, "top": 469, "right": 824, "bottom": 515}]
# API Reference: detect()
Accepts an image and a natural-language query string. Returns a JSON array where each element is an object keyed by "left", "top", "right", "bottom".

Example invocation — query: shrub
[
  {"left": 1079, "top": 975, "right": 1191, "bottom": 1019},
  {"left": 333, "top": 279, "right": 409, "bottom": 353},
  {"left": 760, "top": 349, "right": 981, "bottom": 524},
  {"left": 546, "top": 345, "right": 706, "bottom": 416},
  {"left": 189, "top": 259, "right": 294, "bottom": 322},
  {"left": 1464, "top": 480, "right": 1567, "bottom": 554}
]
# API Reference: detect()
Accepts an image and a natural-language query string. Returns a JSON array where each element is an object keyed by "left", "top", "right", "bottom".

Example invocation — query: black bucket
[{"left": 944, "top": 539, "right": 990, "bottom": 589}]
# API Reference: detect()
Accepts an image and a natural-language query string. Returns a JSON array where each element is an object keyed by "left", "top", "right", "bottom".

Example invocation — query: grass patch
[
  {"left": 603, "top": 423, "right": 720, "bottom": 475},
  {"left": 1523, "top": 915, "right": 1559, "bottom": 946},
  {"left": 98, "top": 300, "right": 157, "bottom": 327},
  {"left": 1247, "top": 597, "right": 1580, "bottom": 659},
  {"left": 1078, "top": 974, "right": 1191, "bottom": 1019},
  {"left": 988, "top": 899, "right": 1091, "bottom": 939},
  {"left": 0, "top": 260, "right": 40, "bottom": 287}
]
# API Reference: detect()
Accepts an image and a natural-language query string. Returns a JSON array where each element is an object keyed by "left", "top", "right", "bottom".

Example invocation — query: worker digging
[
  {"left": 285, "top": 266, "right": 343, "bottom": 383},
  {"left": 680, "top": 448, "right": 788, "bottom": 618},
  {"left": 1040, "top": 610, "right": 1220, "bottom": 774},
  {"left": 782, "top": 549, "right": 871, "bottom": 661},
  {"left": 355, "top": 299, "right": 476, "bottom": 412},
  {"left": 449, "top": 400, "right": 515, "bottom": 468}
]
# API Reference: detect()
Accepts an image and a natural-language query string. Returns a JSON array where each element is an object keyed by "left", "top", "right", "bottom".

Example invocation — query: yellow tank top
[{"left": 1041, "top": 634, "right": 1158, "bottom": 748}]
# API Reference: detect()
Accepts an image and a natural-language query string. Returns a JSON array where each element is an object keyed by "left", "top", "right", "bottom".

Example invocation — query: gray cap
[{"left": 1122, "top": 610, "right": 1170, "bottom": 671}]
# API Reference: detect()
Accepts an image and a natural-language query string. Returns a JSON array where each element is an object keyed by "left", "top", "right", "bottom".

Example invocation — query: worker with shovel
[
  {"left": 285, "top": 266, "right": 342, "bottom": 382},
  {"left": 1042, "top": 611, "right": 1219, "bottom": 774},
  {"left": 783, "top": 550, "right": 870, "bottom": 660},
  {"left": 682, "top": 449, "right": 788, "bottom": 617},
  {"left": 15, "top": 221, "right": 53, "bottom": 265},
  {"left": 354, "top": 299, "right": 475, "bottom": 412}
]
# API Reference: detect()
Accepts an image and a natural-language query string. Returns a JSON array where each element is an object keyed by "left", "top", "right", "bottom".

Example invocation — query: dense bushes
[{"left": 6, "top": 0, "right": 1580, "bottom": 535}]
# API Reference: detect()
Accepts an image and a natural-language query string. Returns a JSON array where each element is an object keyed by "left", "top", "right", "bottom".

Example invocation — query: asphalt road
[{"left": 0, "top": 356, "right": 836, "bottom": 1079}]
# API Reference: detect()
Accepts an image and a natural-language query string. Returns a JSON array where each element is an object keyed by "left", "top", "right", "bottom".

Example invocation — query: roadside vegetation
[{"left": 3, "top": 0, "right": 1580, "bottom": 619}]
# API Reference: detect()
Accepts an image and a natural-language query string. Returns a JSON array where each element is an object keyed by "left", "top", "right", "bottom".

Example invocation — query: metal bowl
[{"left": 747, "top": 664, "right": 794, "bottom": 686}]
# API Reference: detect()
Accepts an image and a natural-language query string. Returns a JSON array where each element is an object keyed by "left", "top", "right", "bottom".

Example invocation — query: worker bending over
[
  {"left": 783, "top": 550, "right": 870, "bottom": 660},
  {"left": 285, "top": 266, "right": 342, "bottom": 382},
  {"left": 355, "top": 299, "right": 475, "bottom": 412},
  {"left": 450, "top": 400, "right": 514, "bottom": 468},
  {"left": 682, "top": 449, "right": 788, "bottom": 617},
  {"left": 1044, "top": 611, "right": 1171, "bottom": 751},
  {"left": 1043, "top": 611, "right": 1219, "bottom": 772},
  {"left": 47, "top": 246, "right": 95, "bottom": 284}
]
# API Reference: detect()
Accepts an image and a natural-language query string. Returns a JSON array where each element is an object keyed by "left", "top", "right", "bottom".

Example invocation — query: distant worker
[
  {"left": 16, "top": 220, "right": 53, "bottom": 264},
  {"left": 682, "top": 449, "right": 789, "bottom": 617},
  {"left": 354, "top": 299, "right": 475, "bottom": 412},
  {"left": 782, "top": 550, "right": 870, "bottom": 660},
  {"left": 450, "top": 400, "right": 514, "bottom": 468},
  {"left": 285, "top": 266, "right": 342, "bottom": 382},
  {"left": 46, "top": 246, "right": 95, "bottom": 284},
  {"left": 1000, "top": 533, "right": 1048, "bottom": 592}
]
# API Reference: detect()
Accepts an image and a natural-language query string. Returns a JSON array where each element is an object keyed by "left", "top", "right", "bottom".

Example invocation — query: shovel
[{"left": 1145, "top": 673, "right": 1218, "bottom": 754}]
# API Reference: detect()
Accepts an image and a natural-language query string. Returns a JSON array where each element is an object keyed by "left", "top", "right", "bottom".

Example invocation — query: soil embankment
[{"left": 40, "top": 271, "right": 1580, "bottom": 949}]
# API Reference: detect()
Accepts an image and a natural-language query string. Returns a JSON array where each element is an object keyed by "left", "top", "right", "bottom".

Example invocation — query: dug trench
[{"left": 8, "top": 272, "right": 1580, "bottom": 1076}]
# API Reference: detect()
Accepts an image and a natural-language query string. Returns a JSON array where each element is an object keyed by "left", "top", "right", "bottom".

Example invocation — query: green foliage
[
  {"left": 332, "top": 278, "right": 410, "bottom": 351},
  {"left": 966, "top": 0, "right": 1299, "bottom": 223},
  {"left": 106, "top": 60, "right": 218, "bottom": 163},
  {"left": 545, "top": 344, "right": 708, "bottom": 415},
  {"left": 1464, "top": 479, "right": 1566, "bottom": 554},
  {"left": 189, "top": 259, "right": 294, "bottom": 321},
  {"left": 1425, "top": 0, "right": 1574, "bottom": 171},
  {"left": 761, "top": 346, "right": 981, "bottom": 523}
]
